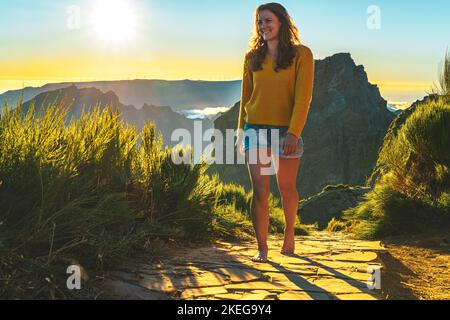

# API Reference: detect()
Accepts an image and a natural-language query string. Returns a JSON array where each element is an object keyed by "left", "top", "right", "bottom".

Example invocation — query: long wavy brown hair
[{"left": 247, "top": 3, "right": 301, "bottom": 72}]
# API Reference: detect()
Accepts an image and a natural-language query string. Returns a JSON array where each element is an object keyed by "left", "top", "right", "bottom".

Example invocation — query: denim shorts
[{"left": 243, "top": 123, "right": 304, "bottom": 159}]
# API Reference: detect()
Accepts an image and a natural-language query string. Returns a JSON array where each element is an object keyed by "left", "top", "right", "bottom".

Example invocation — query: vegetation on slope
[{"left": 343, "top": 96, "right": 450, "bottom": 239}]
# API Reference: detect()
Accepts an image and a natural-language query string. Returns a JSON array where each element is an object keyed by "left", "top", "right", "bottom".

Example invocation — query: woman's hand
[
  {"left": 235, "top": 133, "right": 245, "bottom": 157},
  {"left": 283, "top": 133, "right": 299, "bottom": 156}
]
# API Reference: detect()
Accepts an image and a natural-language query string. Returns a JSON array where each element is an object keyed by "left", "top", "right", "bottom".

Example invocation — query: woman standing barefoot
[{"left": 235, "top": 3, "right": 315, "bottom": 263}]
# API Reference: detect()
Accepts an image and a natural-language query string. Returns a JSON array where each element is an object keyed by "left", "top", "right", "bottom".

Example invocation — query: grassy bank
[{"left": 343, "top": 96, "right": 450, "bottom": 239}]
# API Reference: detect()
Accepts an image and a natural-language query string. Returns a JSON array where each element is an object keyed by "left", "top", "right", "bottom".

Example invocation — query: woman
[{"left": 236, "top": 3, "right": 315, "bottom": 263}]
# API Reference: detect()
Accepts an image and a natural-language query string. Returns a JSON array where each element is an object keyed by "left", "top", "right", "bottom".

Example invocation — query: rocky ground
[{"left": 103, "top": 232, "right": 386, "bottom": 300}]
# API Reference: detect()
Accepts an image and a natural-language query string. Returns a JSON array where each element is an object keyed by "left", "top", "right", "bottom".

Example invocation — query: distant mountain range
[
  {"left": 0, "top": 78, "right": 407, "bottom": 116},
  {"left": 19, "top": 84, "right": 213, "bottom": 148},
  {"left": 0, "top": 79, "right": 241, "bottom": 112}
]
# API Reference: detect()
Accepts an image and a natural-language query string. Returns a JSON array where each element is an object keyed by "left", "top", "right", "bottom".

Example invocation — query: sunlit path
[{"left": 105, "top": 232, "right": 385, "bottom": 300}]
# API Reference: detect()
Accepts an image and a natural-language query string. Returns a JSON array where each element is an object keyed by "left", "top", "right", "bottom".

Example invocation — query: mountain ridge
[
  {"left": 19, "top": 84, "right": 212, "bottom": 148},
  {"left": 0, "top": 79, "right": 242, "bottom": 112}
]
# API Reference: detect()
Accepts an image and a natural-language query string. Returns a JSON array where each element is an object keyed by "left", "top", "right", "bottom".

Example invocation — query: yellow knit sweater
[{"left": 237, "top": 45, "right": 315, "bottom": 138}]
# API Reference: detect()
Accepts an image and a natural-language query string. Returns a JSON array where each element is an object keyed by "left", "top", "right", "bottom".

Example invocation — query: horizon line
[{"left": 0, "top": 78, "right": 244, "bottom": 95}]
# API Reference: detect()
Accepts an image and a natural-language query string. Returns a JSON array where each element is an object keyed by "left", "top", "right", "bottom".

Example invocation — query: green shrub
[
  {"left": 345, "top": 97, "right": 450, "bottom": 239},
  {"left": 0, "top": 104, "right": 148, "bottom": 298},
  {"left": 326, "top": 218, "right": 352, "bottom": 233},
  {"left": 322, "top": 184, "right": 353, "bottom": 192},
  {"left": 215, "top": 182, "right": 250, "bottom": 216},
  {"left": 211, "top": 204, "right": 254, "bottom": 241}
]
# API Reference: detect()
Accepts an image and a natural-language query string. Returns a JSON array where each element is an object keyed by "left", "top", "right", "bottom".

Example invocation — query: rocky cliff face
[
  {"left": 212, "top": 53, "right": 396, "bottom": 198},
  {"left": 298, "top": 186, "right": 371, "bottom": 229}
]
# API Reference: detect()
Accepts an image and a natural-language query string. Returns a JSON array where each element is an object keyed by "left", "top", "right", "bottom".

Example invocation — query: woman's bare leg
[
  {"left": 274, "top": 156, "right": 301, "bottom": 254},
  {"left": 246, "top": 148, "right": 272, "bottom": 262}
]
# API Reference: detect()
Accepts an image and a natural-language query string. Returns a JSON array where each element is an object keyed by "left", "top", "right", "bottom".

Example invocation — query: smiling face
[{"left": 258, "top": 9, "right": 282, "bottom": 42}]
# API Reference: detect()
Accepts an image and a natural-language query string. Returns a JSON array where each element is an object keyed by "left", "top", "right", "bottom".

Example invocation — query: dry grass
[{"left": 379, "top": 230, "right": 450, "bottom": 300}]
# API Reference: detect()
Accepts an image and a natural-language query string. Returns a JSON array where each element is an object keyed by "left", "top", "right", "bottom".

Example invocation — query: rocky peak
[{"left": 312, "top": 53, "right": 388, "bottom": 117}]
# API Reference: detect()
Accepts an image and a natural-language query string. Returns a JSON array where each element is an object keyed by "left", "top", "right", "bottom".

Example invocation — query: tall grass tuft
[
  {"left": 345, "top": 97, "right": 450, "bottom": 239},
  {"left": 0, "top": 103, "right": 147, "bottom": 298},
  {"left": 431, "top": 48, "right": 450, "bottom": 96}
]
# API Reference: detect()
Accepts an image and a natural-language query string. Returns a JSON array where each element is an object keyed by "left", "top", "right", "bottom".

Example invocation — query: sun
[{"left": 91, "top": 0, "right": 137, "bottom": 44}]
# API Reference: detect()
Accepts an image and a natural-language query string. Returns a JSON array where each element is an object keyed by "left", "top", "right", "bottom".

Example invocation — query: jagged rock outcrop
[
  {"left": 211, "top": 53, "right": 396, "bottom": 198},
  {"left": 298, "top": 185, "right": 371, "bottom": 229}
]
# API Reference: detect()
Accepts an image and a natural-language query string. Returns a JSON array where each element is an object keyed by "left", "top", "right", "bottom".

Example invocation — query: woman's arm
[
  {"left": 237, "top": 55, "right": 253, "bottom": 132},
  {"left": 288, "top": 46, "right": 315, "bottom": 138}
]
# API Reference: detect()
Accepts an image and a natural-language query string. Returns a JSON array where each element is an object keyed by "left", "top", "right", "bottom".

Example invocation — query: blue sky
[{"left": 0, "top": 0, "right": 449, "bottom": 102}]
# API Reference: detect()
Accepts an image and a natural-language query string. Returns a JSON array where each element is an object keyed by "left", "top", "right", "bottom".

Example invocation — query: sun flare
[{"left": 91, "top": 0, "right": 137, "bottom": 44}]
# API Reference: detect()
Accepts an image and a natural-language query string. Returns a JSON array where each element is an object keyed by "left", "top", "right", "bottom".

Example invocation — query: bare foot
[
  {"left": 281, "top": 232, "right": 295, "bottom": 255},
  {"left": 251, "top": 251, "right": 268, "bottom": 263}
]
